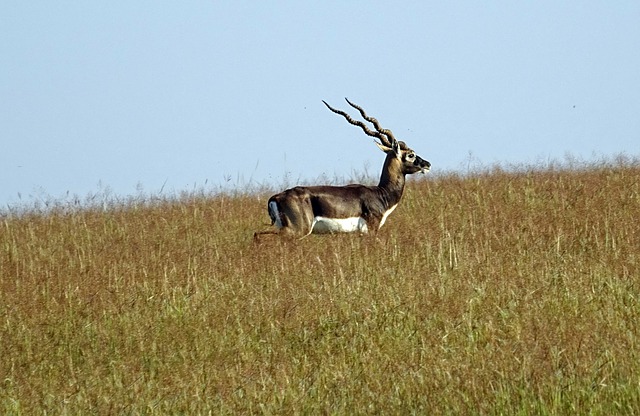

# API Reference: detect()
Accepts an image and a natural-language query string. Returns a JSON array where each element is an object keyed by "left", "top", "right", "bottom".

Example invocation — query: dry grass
[{"left": 1, "top": 159, "right": 639, "bottom": 414}]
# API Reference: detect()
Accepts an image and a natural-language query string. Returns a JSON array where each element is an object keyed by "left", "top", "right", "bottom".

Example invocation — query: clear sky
[{"left": 2, "top": 2, "right": 639, "bottom": 207}]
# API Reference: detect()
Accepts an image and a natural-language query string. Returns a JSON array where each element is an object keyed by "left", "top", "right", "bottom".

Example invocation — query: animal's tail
[{"left": 267, "top": 197, "right": 286, "bottom": 228}]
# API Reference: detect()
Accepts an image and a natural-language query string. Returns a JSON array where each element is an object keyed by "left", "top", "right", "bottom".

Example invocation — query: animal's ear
[
  {"left": 375, "top": 140, "right": 392, "bottom": 153},
  {"left": 375, "top": 139, "right": 402, "bottom": 159},
  {"left": 392, "top": 140, "right": 401, "bottom": 159}
]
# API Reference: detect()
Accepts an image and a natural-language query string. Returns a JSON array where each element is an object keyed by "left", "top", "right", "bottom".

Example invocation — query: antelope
[{"left": 255, "top": 98, "right": 430, "bottom": 238}]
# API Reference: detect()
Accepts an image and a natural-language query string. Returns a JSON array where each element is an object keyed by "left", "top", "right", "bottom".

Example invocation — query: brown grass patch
[{"left": 1, "top": 160, "right": 639, "bottom": 413}]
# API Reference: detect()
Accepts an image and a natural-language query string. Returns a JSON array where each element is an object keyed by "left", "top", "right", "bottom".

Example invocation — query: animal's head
[{"left": 375, "top": 139, "right": 430, "bottom": 175}]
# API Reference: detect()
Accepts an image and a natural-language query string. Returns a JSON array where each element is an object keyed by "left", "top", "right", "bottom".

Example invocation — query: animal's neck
[{"left": 377, "top": 156, "right": 405, "bottom": 207}]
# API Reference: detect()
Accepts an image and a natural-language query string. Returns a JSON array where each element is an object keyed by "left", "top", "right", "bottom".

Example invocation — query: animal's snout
[{"left": 415, "top": 157, "right": 431, "bottom": 169}]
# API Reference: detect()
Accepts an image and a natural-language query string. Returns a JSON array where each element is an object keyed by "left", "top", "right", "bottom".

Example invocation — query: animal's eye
[{"left": 407, "top": 153, "right": 415, "bottom": 160}]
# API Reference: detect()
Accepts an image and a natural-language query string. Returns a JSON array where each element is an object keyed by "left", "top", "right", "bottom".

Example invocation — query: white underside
[
  {"left": 311, "top": 204, "right": 397, "bottom": 234},
  {"left": 311, "top": 216, "right": 369, "bottom": 234}
]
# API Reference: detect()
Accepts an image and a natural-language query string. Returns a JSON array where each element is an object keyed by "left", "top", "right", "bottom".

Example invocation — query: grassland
[{"left": 1, "top": 158, "right": 639, "bottom": 414}]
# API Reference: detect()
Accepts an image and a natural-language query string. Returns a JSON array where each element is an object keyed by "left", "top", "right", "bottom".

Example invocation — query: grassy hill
[{"left": 1, "top": 159, "right": 639, "bottom": 414}]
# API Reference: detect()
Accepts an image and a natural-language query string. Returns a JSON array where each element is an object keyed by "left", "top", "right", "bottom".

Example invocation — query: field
[{"left": 1, "top": 158, "right": 639, "bottom": 414}]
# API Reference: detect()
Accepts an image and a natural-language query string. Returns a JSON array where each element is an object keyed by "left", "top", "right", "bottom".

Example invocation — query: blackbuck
[{"left": 255, "top": 98, "right": 430, "bottom": 238}]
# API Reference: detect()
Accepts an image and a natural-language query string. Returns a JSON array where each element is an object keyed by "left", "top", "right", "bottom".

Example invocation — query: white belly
[{"left": 311, "top": 216, "right": 369, "bottom": 234}]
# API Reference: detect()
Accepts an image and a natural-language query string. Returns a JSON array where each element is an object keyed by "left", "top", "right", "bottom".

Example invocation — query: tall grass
[{"left": 1, "top": 158, "right": 639, "bottom": 414}]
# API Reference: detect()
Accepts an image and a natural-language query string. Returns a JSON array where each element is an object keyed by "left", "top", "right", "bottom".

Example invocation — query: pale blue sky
[{"left": 2, "top": 2, "right": 639, "bottom": 207}]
